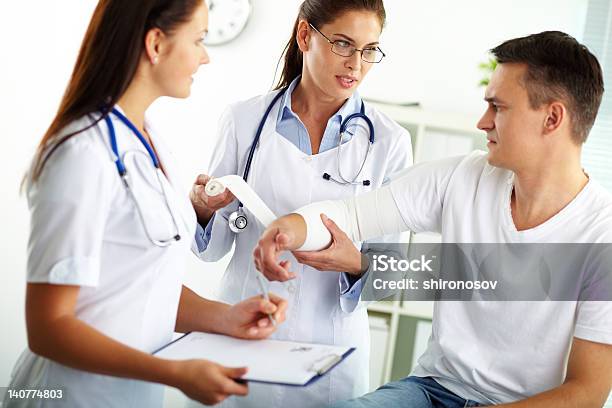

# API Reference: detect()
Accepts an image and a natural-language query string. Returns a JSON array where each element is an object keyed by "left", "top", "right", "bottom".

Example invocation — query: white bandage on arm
[
  {"left": 293, "top": 184, "right": 409, "bottom": 251},
  {"left": 293, "top": 200, "right": 350, "bottom": 251}
]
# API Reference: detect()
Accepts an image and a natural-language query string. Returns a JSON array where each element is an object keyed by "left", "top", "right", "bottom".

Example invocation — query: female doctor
[
  {"left": 6, "top": 1, "right": 286, "bottom": 407},
  {"left": 190, "top": 0, "right": 412, "bottom": 406}
]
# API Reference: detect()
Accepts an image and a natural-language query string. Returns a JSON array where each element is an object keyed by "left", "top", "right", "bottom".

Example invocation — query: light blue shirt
[
  {"left": 275, "top": 76, "right": 361, "bottom": 155},
  {"left": 195, "top": 76, "right": 367, "bottom": 294}
]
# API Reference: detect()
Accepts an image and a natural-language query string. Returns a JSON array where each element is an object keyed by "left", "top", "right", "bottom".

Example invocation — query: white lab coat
[
  {"left": 193, "top": 91, "right": 412, "bottom": 407},
  {"left": 5, "top": 109, "right": 196, "bottom": 408}
]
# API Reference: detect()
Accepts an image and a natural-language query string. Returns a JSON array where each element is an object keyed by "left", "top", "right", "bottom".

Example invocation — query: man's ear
[
  {"left": 144, "top": 27, "right": 165, "bottom": 65},
  {"left": 543, "top": 102, "right": 566, "bottom": 134},
  {"left": 296, "top": 19, "right": 311, "bottom": 53}
]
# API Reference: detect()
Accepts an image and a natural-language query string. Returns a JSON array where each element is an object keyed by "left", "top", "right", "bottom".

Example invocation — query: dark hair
[
  {"left": 274, "top": 0, "right": 386, "bottom": 90},
  {"left": 491, "top": 31, "right": 604, "bottom": 144},
  {"left": 31, "top": 0, "right": 203, "bottom": 182}
]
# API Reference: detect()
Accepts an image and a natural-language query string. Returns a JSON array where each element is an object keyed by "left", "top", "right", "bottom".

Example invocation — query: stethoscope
[
  {"left": 228, "top": 87, "right": 375, "bottom": 234},
  {"left": 104, "top": 108, "right": 182, "bottom": 247}
]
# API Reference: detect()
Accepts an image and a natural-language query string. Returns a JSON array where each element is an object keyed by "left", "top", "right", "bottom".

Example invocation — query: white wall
[
  {"left": 363, "top": 0, "right": 588, "bottom": 113},
  {"left": 0, "top": 0, "right": 587, "bottom": 391}
]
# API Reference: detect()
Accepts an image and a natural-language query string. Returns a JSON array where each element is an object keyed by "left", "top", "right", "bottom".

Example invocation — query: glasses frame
[{"left": 308, "top": 23, "right": 386, "bottom": 64}]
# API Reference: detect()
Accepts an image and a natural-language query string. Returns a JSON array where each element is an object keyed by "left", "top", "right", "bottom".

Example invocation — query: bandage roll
[
  {"left": 205, "top": 175, "right": 277, "bottom": 227},
  {"left": 293, "top": 200, "right": 350, "bottom": 251}
]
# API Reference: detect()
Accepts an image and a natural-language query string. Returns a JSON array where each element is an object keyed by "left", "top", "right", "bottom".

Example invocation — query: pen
[{"left": 256, "top": 273, "right": 277, "bottom": 327}]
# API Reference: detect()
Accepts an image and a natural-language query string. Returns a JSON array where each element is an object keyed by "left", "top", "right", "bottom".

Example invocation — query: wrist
[
  {"left": 158, "top": 359, "right": 184, "bottom": 388},
  {"left": 347, "top": 253, "right": 369, "bottom": 276},
  {"left": 277, "top": 215, "right": 302, "bottom": 249},
  {"left": 195, "top": 207, "right": 214, "bottom": 226},
  {"left": 211, "top": 301, "right": 232, "bottom": 335}
]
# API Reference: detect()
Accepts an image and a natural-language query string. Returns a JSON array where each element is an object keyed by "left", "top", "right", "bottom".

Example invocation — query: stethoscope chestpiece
[{"left": 228, "top": 206, "right": 248, "bottom": 233}]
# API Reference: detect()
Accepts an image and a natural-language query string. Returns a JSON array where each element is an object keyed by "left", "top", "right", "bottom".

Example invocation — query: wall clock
[{"left": 204, "top": 0, "right": 252, "bottom": 45}]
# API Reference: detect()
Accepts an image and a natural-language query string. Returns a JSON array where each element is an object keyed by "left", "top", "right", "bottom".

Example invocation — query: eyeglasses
[{"left": 309, "top": 23, "right": 386, "bottom": 64}]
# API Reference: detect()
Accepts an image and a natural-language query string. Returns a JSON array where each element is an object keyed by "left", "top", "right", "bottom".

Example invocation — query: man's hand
[
  {"left": 221, "top": 293, "right": 288, "bottom": 339},
  {"left": 292, "top": 214, "right": 366, "bottom": 276},
  {"left": 253, "top": 225, "right": 298, "bottom": 282},
  {"left": 190, "top": 174, "right": 235, "bottom": 225}
]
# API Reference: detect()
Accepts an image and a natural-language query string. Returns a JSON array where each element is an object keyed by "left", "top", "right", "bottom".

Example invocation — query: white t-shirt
[
  {"left": 386, "top": 151, "right": 612, "bottom": 404},
  {"left": 296, "top": 150, "right": 612, "bottom": 404}
]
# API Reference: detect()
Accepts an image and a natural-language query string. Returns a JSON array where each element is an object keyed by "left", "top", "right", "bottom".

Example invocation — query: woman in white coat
[
  {"left": 5, "top": 1, "right": 287, "bottom": 407},
  {"left": 189, "top": 0, "right": 412, "bottom": 406}
]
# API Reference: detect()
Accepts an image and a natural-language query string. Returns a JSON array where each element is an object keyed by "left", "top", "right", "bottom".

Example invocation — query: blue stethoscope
[
  {"left": 228, "top": 87, "right": 376, "bottom": 234},
  {"left": 104, "top": 108, "right": 182, "bottom": 246}
]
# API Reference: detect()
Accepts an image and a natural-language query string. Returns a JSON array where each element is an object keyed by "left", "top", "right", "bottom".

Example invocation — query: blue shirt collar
[{"left": 277, "top": 76, "right": 362, "bottom": 125}]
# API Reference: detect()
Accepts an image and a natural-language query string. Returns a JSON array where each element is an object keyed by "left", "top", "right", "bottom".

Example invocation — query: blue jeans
[{"left": 330, "top": 376, "right": 484, "bottom": 408}]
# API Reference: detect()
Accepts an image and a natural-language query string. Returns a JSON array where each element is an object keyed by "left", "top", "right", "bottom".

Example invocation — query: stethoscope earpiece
[{"left": 322, "top": 172, "right": 371, "bottom": 186}]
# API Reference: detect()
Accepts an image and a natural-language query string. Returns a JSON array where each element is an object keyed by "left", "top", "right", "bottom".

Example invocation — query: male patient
[{"left": 252, "top": 31, "right": 612, "bottom": 407}]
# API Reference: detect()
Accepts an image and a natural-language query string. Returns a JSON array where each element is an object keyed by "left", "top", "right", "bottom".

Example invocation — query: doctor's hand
[
  {"left": 190, "top": 174, "right": 235, "bottom": 225},
  {"left": 293, "top": 214, "right": 366, "bottom": 276},
  {"left": 221, "top": 293, "right": 288, "bottom": 339},
  {"left": 171, "top": 359, "right": 248, "bottom": 405}
]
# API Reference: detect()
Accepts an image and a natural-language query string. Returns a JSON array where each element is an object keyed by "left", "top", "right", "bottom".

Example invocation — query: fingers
[
  {"left": 258, "top": 233, "right": 296, "bottom": 281},
  {"left": 191, "top": 174, "right": 235, "bottom": 212},
  {"left": 275, "top": 232, "right": 293, "bottom": 251},
  {"left": 237, "top": 293, "right": 287, "bottom": 338},
  {"left": 293, "top": 249, "right": 332, "bottom": 267},
  {"left": 206, "top": 191, "right": 234, "bottom": 209},
  {"left": 320, "top": 213, "right": 343, "bottom": 237},
  {"left": 195, "top": 174, "right": 211, "bottom": 186},
  {"left": 253, "top": 252, "right": 263, "bottom": 273},
  {"left": 221, "top": 366, "right": 248, "bottom": 380},
  {"left": 247, "top": 296, "right": 277, "bottom": 314},
  {"left": 187, "top": 362, "right": 248, "bottom": 404},
  {"left": 268, "top": 292, "right": 288, "bottom": 323},
  {"left": 218, "top": 366, "right": 249, "bottom": 396}
]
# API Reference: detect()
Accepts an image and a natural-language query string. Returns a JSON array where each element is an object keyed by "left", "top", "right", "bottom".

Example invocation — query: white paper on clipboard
[{"left": 154, "top": 332, "right": 355, "bottom": 386}]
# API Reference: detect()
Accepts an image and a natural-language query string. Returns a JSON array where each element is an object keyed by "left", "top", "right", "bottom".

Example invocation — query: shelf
[
  {"left": 367, "top": 102, "right": 483, "bottom": 135},
  {"left": 367, "top": 302, "right": 399, "bottom": 315},
  {"left": 367, "top": 301, "right": 434, "bottom": 320},
  {"left": 363, "top": 103, "right": 478, "bottom": 388},
  {"left": 400, "top": 301, "right": 434, "bottom": 320}
]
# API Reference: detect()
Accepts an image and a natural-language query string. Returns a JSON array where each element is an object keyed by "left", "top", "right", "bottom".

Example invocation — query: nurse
[
  {"left": 6, "top": 1, "right": 286, "bottom": 407},
  {"left": 190, "top": 0, "right": 412, "bottom": 406}
]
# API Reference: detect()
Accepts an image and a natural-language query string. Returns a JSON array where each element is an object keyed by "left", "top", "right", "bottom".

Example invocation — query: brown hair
[
  {"left": 31, "top": 0, "right": 203, "bottom": 182},
  {"left": 491, "top": 31, "right": 604, "bottom": 144},
  {"left": 274, "top": 0, "right": 386, "bottom": 90}
]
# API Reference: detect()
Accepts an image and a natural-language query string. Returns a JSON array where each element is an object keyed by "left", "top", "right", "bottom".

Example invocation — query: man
[{"left": 252, "top": 31, "right": 612, "bottom": 407}]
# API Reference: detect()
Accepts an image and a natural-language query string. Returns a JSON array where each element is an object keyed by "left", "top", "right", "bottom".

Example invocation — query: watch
[{"left": 205, "top": 0, "right": 252, "bottom": 45}]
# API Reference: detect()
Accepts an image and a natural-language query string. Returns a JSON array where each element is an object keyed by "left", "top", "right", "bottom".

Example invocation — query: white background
[{"left": 0, "top": 0, "right": 588, "bottom": 398}]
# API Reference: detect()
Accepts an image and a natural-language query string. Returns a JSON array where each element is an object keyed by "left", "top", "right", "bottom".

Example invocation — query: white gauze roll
[{"left": 205, "top": 175, "right": 277, "bottom": 226}]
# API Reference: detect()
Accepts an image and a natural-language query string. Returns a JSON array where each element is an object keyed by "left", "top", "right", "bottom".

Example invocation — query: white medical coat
[
  {"left": 5, "top": 109, "right": 196, "bottom": 408},
  {"left": 194, "top": 91, "right": 412, "bottom": 407}
]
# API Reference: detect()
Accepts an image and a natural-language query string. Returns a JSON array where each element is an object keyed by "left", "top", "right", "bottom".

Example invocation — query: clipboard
[{"left": 153, "top": 332, "right": 356, "bottom": 387}]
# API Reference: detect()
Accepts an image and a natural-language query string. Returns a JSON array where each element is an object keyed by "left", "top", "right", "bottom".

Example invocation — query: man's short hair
[{"left": 491, "top": 31, "right": 604, "bottom": 144}]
